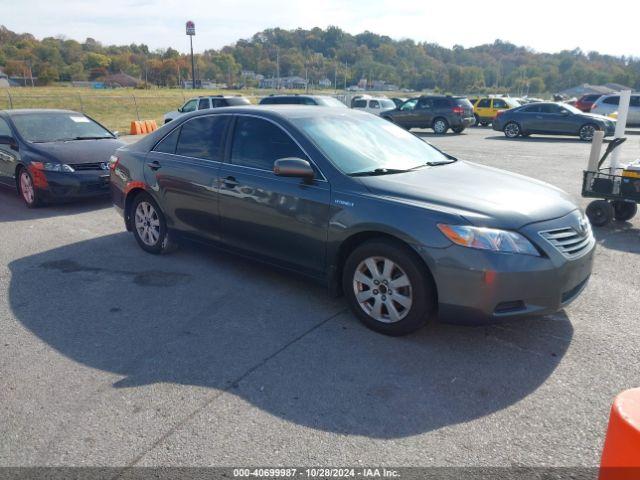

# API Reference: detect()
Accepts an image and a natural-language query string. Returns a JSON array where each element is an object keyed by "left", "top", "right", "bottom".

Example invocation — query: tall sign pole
[{"left": 186, "top": 21, "right": 196, "bottom": 89}]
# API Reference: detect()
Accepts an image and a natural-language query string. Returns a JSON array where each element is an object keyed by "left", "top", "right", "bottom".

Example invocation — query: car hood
[
  {"left": 30, "top": 138, "right": 125, "bottom": 164},
  {"left": 359, "top": 161, "right": 577, "bottom": 229}
]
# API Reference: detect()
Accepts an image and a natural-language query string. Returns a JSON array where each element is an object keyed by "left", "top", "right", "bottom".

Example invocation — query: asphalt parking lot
[{"left": 1, "top": 127, "right": 639, "bottom": 468}]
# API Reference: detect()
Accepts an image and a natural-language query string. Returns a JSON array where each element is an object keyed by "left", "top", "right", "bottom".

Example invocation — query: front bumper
[
  {"left": 419, "top": 215, "right": 596, "bottom": 324},
  {"left": 37, "top": 170, "right": 110, "bottom": 201}
]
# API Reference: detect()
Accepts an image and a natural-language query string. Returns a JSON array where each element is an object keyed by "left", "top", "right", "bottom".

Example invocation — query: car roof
[
  {"left": 1, "top": 108, "right": 82, "bottom": 116},
  {"left": 178, "top": 104, "right": 368, "bottom": 121}
]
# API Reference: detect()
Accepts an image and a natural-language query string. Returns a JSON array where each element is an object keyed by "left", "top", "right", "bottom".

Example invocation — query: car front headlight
[
  {"left": 437, "top": 224, "right": 540, "bottom": 256},
  {"left": 36, "top": 162, "right": 75, "bottom": 173}
]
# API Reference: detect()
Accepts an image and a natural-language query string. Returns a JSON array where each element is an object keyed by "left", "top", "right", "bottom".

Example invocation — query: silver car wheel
[
  {"left": 580, "top": 125, "right": 596, "bottom": 141},
  {"left": 433, "top": 120, "right": 447, "bottom": 134},
  {"left": 504, "top": 122, "right": 520, "bottom": 138},
  {"left": 353, "top": 256, "right": 413, "bottom": 323},
  {"left": 20, "top": 171, "right": 35, "bottom": 204},
  {"left": 134, "top": 201, "right": 161, "bottom": 247}
]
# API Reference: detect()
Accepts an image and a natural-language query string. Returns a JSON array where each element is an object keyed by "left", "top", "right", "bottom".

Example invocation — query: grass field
[{"left": 1, "top": 86, "right": 273, "bottom": 134}]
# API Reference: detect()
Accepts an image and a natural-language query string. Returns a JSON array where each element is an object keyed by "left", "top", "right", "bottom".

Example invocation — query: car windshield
[
  {"left": 293, "top": 113, "right": 452, "bottom": 175},
  {"left": 11, "top": 113, "right": 113, "bottom": 143},
  {"left": 317, "top": 97, "right": 347, "bottom": 108},
  {"left": 559, "top": 103, "right": 582, "bottom": 114}
]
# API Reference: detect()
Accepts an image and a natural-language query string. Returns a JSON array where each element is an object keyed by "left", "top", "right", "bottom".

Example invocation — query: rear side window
[
  {"left": 433, "top": 98, "right": 450, "bottom": 108},
  {"left": 353, "top": 99, "right": 367, "bottom": 108},
  {"left": 630, "top": 96, "right": 640, "bottom": 107},
  {"left": 231, "top": 116, "right": 305, "bottom": 171},
  {"left": 417, "top": 98, "right": 433, "bottom": 109},
  {"left": 175, "top": 115, "right": 229, "bottom": 161},
  {"left": 153, "top": 127, "right": 181, "bottom": 154},
  {"left": 260, "top": 97, "right": 276, "bottom": 105},
  {"left": 226, "top": 97, "right": 251, "bottom": 106},
  {"left": 520, "top": 105, "right": 541, "bottom": 113},
  {"left": 300, "top": 97, "right": 317, "bottom": 105},
  {"left": 198, "top": 98, "right": 210, "bottom": 110},
  {"left": 603, "top": 96, "right": 620, "bottom": 105},
  {"left": 539, "top": 104, "right": 562, "bottom": 114},
  {"left": 477, "top": 98, "right": 491, "bottom": 108}
]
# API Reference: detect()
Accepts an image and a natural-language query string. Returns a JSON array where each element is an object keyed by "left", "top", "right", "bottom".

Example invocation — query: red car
[{"left": 575, "top": 94, "right": 603, "bottom": 112}]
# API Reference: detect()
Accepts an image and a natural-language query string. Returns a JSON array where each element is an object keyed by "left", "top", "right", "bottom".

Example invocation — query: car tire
[
  {"left": 432, "top": 117, "right": 449, "bottom": 134},
  {"left": 452, "top": 126, "right": 465, "bottom": 134},
  {"left": 503, "top": 122, "right": 521, "bottom": 138},
  {"left": 17, "top": 167, "right": 42, "bottom": 208},
  {"left": 612, "top": 200, "right": 637, "bottom": 222},
  {"left": 474, "top": 114, "right": 481, "bottom": 126},
  {"left": 586, "top": 200, "right": 614, "bottom": 227},
  {"left": 131, "top": 192, "right": 177, "bottom": 254},
  {"left": 579, "top": 123, "right": 598, "bottom": 142},
  {"left": 342, "top": 239, "right": 435, "bottom": 336}
]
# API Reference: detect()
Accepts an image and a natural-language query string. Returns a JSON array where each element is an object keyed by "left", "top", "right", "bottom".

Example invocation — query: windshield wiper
[
  {"left": 425, "top": 159, "right": 457, "bottom": 166},
  {"left": 68, "top": 136, "right": 113, "bottom": 141},
  {"left": 349, "top": 168, "right": 411, "bottom": 177}
]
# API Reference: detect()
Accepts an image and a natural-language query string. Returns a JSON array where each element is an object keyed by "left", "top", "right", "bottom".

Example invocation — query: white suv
[
  {"left": 351, "top": 97, "right": 397, "bottom": 115},
  {"left": 163, "top": 95, "right": 251, "bottom": 124},
  {"left": 590, "top": 93, "right": 640, "bottom": 125}
]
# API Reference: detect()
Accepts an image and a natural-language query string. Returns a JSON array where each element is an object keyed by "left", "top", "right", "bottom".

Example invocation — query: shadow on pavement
[
  {"left": 0, "top": 186, "right": 111, "bottom": 223},
  {"left": 484, "top": 135, "right": 583, "bottom": 144},
  {"left": 593, "top": 222, "right": 640, "bottom": 254},
  {"left": 8, "top": 233, "right": 574, "bottom": 439}
]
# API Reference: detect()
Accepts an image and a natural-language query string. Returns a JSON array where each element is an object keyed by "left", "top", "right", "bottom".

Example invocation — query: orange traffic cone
[
  {"left": 600, "top": 388, "right": 640, "bottom": 480},
  {"left": 144, "top": 120, "right": 154, "bottom": 132},
  {"left": 139, "top": 121, "right": 148, "bottom": 134},
  {"left": 149, "top": 119, "right": 158, "bottom": 131},
  {"left": 129, "top": 121, "right": 143, "bottom": 135}
]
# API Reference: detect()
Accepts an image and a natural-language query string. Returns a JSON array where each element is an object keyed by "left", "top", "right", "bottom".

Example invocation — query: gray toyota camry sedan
[{"left": 110, "top": 106, "right": 595, "bottom": 336}]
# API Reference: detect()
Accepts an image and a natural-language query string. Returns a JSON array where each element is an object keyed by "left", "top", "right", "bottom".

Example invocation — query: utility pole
[
  {"left": 334, "top": 63, "right": 337, "bottom": 94},
  {"left": 186, "top": 21, "right": 196, "bottom": 89},
  {"left": 344, "top": 61, "right": 347, "bottom": 91},
  {"left": 276, "top": 47, "right": 280, "bottom": 90}
]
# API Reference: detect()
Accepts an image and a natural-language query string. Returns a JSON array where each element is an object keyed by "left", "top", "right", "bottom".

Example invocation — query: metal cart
[{"left": 582, "top": 138, "right": 640, "bottom": 226}]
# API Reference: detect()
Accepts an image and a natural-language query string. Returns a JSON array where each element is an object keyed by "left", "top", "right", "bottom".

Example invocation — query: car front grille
[
  {"left": 70, "top": 162, "right": 108, "bottom": 171},
  {"left": 539, "top": 224, "right": 592, "bottom": 259}
]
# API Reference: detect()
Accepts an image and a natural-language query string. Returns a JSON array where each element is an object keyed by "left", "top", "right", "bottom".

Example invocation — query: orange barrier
[
  {"left": 600, "top": 388, "right": 640, "bottom": 480},
  {"left": 129, "top": 120, "right": 159, "bottom": 135}
]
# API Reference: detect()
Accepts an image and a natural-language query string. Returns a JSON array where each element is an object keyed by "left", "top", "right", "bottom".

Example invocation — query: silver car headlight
[
  {"left": 41, "top": 163, "right": 75, "bottom": 173},
  {"left": 437, "top": 224, "right": 540, "bottom": 256}
]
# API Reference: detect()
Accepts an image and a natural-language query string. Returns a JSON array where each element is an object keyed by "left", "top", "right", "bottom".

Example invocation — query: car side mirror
[
  {"left": 274, "top": 158, "right": 314, "bottom": 181},
  {"left": 0, "top": 135, "right": 18, "bottom": 151},
  {"left": 177, "top": 107, "right": 183, "bottom": 113},
  {"left": 112, "top": 131, "right": 120, "bottom": 138}
]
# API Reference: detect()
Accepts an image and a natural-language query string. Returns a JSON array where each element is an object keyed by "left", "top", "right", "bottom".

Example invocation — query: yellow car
[{"left": 471, "top": 97, "right": 520, "bottom": 126}]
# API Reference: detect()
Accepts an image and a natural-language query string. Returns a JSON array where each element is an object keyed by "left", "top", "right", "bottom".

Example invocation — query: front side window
[
  {"left": 198, "top": 98, "right": 210, "bottom": 110},
  {"left": 630, "top": 96, "right": 640, "bottom": 107},
  {"left": 0, "top": 118, "right": 12, "bottom": 137},
  {"left": 175, "top": 115, "right": 229, "bottom": 161},
  {"left": 417, "top": 98, "right": 433, "bottom": 109},
  {"left": 10, "top": 113, "right": 113, "bottom": 143},
  {"left": 400, "top": 99, "right": 417, "bottom": 111},
  {"left": 539, "top": 104, "right": 562, "bottom": 114},
  {"left": 603, "top": 96, "right": 620, "bottom": 106},
  {"left": 353, "top": 99, "right": 367, "bottom": 108},
  {"left": 492, "top": 99, "right": 507, "bottom": 109},
  {"left": 182, "top": 99, "right": 198, "bottom": 112},
  {"left": 231, "top": 116, "right": 305, "bottom": 171},
  {"left": 369, "top": 100, "right": 380, "bottom": 108}
]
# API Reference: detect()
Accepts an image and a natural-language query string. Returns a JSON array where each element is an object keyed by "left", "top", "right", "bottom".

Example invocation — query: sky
[{"left": 3, "top": 0, "right": 639, "bottom": 57}]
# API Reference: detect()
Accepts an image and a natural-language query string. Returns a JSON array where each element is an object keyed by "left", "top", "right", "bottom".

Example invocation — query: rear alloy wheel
[
  {"left": 18, "top": 168, "right": 41, "bottom": 208},
  {"left": 432, "top": 118, "right": 449, "bottom": 134},
  {"left": 612, "top": 200, "right": 638, "bottom": 222},
  {"left": 586, "top": 200, "right": 614, "bottom": 227},
  {"left": 131, "top": 192, "right": 176, "bottom": 254},
  {"left": 504, "top": 122, "right": 521, "bottom": 138},
  {"left": 579, "top": 124, "right": 598, "bottom": 142},
  {"left": 343, "top": 239, "right": 435, "bottom": 336}
]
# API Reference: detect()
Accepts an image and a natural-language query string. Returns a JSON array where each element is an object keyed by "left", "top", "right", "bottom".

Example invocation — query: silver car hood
[{"left": 359, "top": 161, "right": 578, "bottom": 230}]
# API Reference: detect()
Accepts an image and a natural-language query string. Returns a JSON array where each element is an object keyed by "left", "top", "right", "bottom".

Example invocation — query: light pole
[{"left": 186, "top": 20, "right": 196, "bottom": 89}]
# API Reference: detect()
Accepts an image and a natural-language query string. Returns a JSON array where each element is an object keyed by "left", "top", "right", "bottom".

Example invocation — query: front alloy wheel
[
  {"left": 579, "top": 124, "right": 597, "bottom": 142},
  {"left": 343, "top": 239, "right": 435, "bottom": 336},
  {"left": 18, "top": 169, "right": 40, "bottom": 208},
  {"left": 504, "top": 122, "right": 520, "bottom": 138},
  {"left": 353, "top": 256, "right": 413, "bottom": 323}
]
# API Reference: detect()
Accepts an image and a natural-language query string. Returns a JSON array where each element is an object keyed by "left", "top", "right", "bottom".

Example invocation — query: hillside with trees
[{"left": 1, "top": 25, "right": 639, "bottom": 93}]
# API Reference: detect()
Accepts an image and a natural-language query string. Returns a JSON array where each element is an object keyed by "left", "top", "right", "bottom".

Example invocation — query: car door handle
[
  {"left": 223, "top": 176, "right": 238, "bottom": 188},
  {"left": 146, "top": 160, "right": 161, "bottom": 170}
]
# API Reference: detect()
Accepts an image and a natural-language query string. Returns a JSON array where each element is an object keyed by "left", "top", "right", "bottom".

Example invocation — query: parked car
[
  {"left": 0, "top": 109, "right": 123, "bottom": 207},
  {"left": 492, "top": 102, "right": 616, "bottom": 141},
  {"left": 163, "top": 95, "right": 251, "bottom": 124},
  {"left": 590, "top": 93, "right": 640, "bottom": 125},
  {"left": 575, "top": 94, "right": 603, "bottom": 113},
  {"left": 380, "top": 95, "right": 475, "bottom": 134},
  {"left": 351, "top": 97, "right": 397, "bottom": 115},
  {"left": 259, "top": 94, "right": 347, "bottom": 107},
  {"left": 473, "top": 96, "right": 520, "bottom": 126},
  {"left": 110, "top": 106, "right": 594, "bottom": 336}
]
